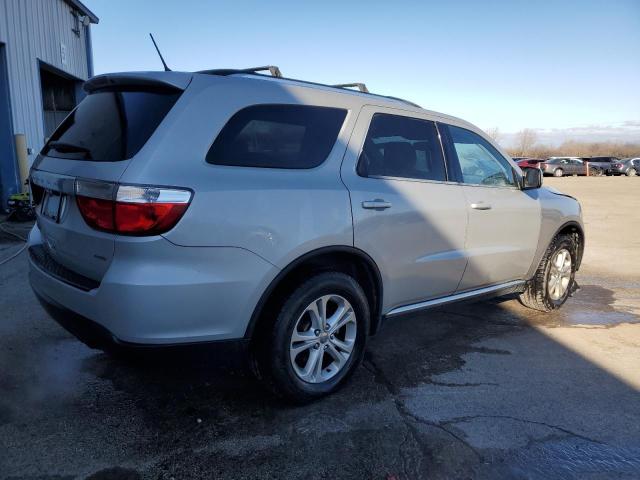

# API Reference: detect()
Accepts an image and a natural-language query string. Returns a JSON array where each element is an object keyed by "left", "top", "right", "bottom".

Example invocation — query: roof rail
[
  {"left": 198, "top": 65, "right": 283, "bottom": 77},
  {"left": 332, "top": 83, "right": 369, "bottom": 93},
  {"left": 196, "top": 67, "right": 420, "bottom": 108},
  {"left": 384, "top": 96, "right": 422, "bottom": 108}
]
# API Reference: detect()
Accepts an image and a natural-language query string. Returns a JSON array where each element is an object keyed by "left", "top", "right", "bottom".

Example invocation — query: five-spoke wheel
[
  {"left": 253, "top": 272, "right": 369, "bottom": 402},
  {"left": 289, "top": 295, "right": 357, "bottom": 383},
  {"left": 548, "top": 249, "right": 572, "bottom": 301}
]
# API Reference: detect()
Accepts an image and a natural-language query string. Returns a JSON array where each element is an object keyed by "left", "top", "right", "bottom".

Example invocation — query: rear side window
[
  {"left": 43, "top": 88, "right": 181, "bottom": 161},
  {"left": 206, "top": 105, "right": 347, "bottom": 169},
  {"left": 357, "top": 113, "right": 446, "bottom": 182}
]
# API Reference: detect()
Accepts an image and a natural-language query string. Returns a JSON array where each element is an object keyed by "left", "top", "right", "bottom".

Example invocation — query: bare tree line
[{"left": 485, "top": 127, "right": 640, "bottom": 158}]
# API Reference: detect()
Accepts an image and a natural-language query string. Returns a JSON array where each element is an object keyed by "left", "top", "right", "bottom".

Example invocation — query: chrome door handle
[
  {"left": 470, "top": 202, "right": 492, "bottom": 210},
  {"left": 362, "top": 199, "right": 392, "bottom": 210}
]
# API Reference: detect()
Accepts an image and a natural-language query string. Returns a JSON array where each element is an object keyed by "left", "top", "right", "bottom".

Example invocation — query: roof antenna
[{"left": 149, "top": 33, "right": 171, "bottom": 71}]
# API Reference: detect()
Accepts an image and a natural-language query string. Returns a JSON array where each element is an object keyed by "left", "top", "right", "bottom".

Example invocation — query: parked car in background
[
  {"left": 581, "top": 156, "right": 620, "bottom": 175},
  {"left": 541, "top": 157, "right": 601, "bottom": 177},
  {"left": 515, "top": 158, "right": 545, "bottom": 169},
  {"left": 610, "top": 158, "right": 639, "bottom": 176}
]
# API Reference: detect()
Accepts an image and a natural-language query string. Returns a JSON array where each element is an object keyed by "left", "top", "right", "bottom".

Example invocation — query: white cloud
[{"left": 495, "top": 121, "right": 640, "bottom": 147}]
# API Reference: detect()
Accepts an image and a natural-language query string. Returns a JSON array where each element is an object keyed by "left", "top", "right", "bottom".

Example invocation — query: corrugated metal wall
[{"left": 0, "top": 0, "right": 91, "bottom": 167}]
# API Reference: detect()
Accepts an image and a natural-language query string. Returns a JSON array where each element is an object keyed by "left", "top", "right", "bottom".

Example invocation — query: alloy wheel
[
  {"left": 289, "top": 294, "right": 357, "bottom": 383},
  {"left": 548, "top": 248, "right": 572, "bottom": 300}
]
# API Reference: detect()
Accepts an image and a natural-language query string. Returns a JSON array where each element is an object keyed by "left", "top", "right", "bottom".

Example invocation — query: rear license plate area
[{"left": 41, "top": 191, "right": 65, "bottom": 223}]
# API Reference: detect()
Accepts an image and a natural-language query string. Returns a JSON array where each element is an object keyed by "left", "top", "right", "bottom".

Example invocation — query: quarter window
[
  {"left": 206, "top": 104, "right": 347, "bottom": 169},
  {"left": 442, "top": 125, "right": 516, "bottom": 187},
  {"left": 357, "top": 113, "right": 446, "bottom": 182}
]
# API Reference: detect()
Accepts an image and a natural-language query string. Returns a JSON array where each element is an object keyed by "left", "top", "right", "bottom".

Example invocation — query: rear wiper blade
[
  {"left": 47, "top": 140, "right": 91, "bottom": 158},
  {"left": 47, "top": 141, "right": 90, "bottom": 153}
]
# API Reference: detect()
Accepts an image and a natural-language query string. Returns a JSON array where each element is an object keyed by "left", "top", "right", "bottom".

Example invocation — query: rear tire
[
  {"left": 519, "top": 234, "right": 578, "bottom": 312},
  {"left": 252, "top": 272, "right": 370, "bottom": 403},
  {"left": 553, "top": 168, "right": 564, "bottom": 177}
]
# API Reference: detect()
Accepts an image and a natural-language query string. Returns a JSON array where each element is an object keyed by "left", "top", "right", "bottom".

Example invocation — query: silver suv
[{"left": 28, "top": 67, "right": 584, "bottom": 401}]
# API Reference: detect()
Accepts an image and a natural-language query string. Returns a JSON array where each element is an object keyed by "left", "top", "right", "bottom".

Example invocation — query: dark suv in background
[{"left": 581, "top": 156, "right": 620, "bottom": 175}]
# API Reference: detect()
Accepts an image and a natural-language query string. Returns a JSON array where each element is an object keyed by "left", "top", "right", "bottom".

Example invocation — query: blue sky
[{"left": 86, "top": 0, "right": 640, "bottom": 140}]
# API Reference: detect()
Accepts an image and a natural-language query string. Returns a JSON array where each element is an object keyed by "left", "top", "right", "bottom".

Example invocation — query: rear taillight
[
  {"left": 613, "top": 163, "right": 622, "bottom": 168},
  {"left": 75, "top": 180, "right": 192, "bottom": 236}
]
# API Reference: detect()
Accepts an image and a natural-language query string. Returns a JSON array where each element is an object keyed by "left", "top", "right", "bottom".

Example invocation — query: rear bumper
[
  {"left": 32, "top": 287, "right": 249, "bottom": 357},
  {"left": 28, "top": 224, "right": 279, "bottom": 345}
]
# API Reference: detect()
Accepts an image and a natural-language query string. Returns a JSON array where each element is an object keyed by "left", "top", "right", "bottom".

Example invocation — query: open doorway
[
  {"left": 39, "top": 64, "right": 79, "bottom": 141},
  {"left": 0, "top": 42, "right": 18, "bottom": 209}
]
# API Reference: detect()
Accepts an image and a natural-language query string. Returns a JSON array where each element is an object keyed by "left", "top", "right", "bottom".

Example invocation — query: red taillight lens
[
  {"left": 77, "top": 196, "right": 115, "bottom": 231},
  {"left": 613, "top": 163, "right": 622, "bottom": 168},
  {"left": 75, "top": 180, "right": 192, "bottom": 236},
  {"left": 115, "top": 202, "right": 188, "bottom": 234}
]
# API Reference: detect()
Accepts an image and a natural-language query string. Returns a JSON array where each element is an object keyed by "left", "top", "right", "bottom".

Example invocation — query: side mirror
[{"left": 522, "top": 167, "right": 542, "bottom": 189}]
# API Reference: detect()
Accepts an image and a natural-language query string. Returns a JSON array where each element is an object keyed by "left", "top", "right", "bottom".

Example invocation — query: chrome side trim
[{"left": 385, "top": 280, "right": 525, "bottom": 318}]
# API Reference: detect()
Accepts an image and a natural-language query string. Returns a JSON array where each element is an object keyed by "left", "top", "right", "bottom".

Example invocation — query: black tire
[
  {"left": 627, "top": 168, "right": 637, "bottom": 177},
  {"left": 252, "top": 272, "right": 370, "bottom": 402},
  {"left": 553, "top": 168, "right": 564, "bottom": 177},
  {"left": 519, "top": 234, "right": 578, "bottom": 312}
]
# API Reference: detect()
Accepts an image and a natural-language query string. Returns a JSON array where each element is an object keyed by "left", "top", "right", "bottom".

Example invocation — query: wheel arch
[
  {"left": 245, "top": 246, "right": 384, "bottom": 341},
  {"left": 554, "top": 221, "right": 585, "bottom": 270}
]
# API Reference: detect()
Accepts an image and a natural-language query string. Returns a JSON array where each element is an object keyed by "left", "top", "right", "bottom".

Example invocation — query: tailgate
[
  {"left": 30, "top": 163, "right": 126, "bottom": 282},
  {"left": 29, "top": 72, "right": 189, "bottom": 283}
]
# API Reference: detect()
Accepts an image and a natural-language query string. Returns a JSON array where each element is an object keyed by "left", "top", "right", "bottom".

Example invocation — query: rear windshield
[
  {"left": 206, "top": 104, "right": 347, "bottom": 169},
  {"left": 42, "top": 88, "right": 181, "bottom": 161}
]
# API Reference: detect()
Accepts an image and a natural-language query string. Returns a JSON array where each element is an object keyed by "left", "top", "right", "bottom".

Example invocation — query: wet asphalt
[{"left": 1, "top": 221, "right": 639, "bottom": 479}]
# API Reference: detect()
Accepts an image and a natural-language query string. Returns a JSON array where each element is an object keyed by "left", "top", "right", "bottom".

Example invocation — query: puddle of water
[
  {"left": 544, "top": 285, "right": 639, "bottom": 327},
  {"left": 559, "top": 309, "right": 638, "bottom": 326},
  {"left": 497, "top": 438, "right": 640, "bottom": 480}
]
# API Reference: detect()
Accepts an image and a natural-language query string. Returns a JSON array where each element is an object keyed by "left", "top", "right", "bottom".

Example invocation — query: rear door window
[
  {"left": 206, "top": 104, "right": 347, "bottom": 169},
  {"left": 43, "top": 88, "right": 181, "bottom": 161},
  {"left": 357, "top": 113, "right": 447, "bottom": 182}
]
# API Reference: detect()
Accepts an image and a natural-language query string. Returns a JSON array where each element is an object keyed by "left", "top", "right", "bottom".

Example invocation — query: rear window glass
[
  {"left": 43, "top": 89, "right": 181, "bottom": 161},
  {"left": 357, "top": 113, "right": 447, "bottom": 182},
  {"left": 206, "top": 104, "right": 347, "bottom": 169}
]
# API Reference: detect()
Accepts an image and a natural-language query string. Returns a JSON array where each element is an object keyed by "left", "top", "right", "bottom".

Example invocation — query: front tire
[
  {"left": 519, "top": 234, "right": 578, "bottom": 312},
  {"left": 553, "top": 168, "right": 564, "bottom": 177},
  {"left": 627, "top": 168, "right": 637, "bottom": 177},
  {"left": 253, "top": 272, "right": 370, "bottom": 402}
]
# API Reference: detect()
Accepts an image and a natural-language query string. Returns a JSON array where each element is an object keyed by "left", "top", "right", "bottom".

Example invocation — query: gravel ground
[{"left": 0, "top": 176, "right": 639, "bottom": 479}]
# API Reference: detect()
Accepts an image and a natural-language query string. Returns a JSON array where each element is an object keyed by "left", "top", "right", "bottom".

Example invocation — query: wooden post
[{"left": 15, "top": 134, "right": 29, "bottom": 192}]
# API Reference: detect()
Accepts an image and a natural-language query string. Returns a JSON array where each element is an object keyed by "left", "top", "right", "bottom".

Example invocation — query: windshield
[{"left": 42, "top": 88, "right": 181, "bottom": 161}]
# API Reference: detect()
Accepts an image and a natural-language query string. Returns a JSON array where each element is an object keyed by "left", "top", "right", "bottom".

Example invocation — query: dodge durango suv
[{"left": 28, "top": 67, "right": 584, "bottom": 401}]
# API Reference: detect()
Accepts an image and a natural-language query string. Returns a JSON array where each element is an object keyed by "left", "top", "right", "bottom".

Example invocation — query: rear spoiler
[{"left": 84, "top": 72, "right": 192, "bottom": 93}]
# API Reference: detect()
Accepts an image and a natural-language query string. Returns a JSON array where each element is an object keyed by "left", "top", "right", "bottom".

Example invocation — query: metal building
[{"left": 0, "top": 0, "right": 98, "bottom": 209}]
